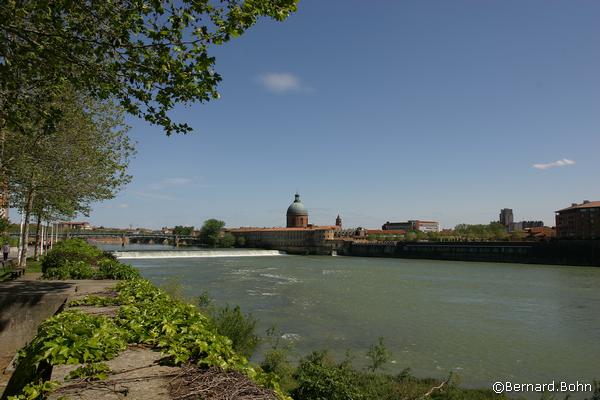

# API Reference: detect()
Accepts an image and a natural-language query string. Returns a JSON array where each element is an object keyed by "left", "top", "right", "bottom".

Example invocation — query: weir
[{"left": 113, "top": 249, "right": 285, "bottom": 259}]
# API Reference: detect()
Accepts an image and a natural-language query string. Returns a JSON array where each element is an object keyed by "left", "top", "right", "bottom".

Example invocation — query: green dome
[{"left": 287, "top": 193, "right": 308, "bottom": 216}]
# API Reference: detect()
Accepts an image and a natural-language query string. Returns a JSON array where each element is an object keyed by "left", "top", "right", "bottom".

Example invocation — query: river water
[{"left": 105, "top": 245, "right": 600, "bottom": 395}]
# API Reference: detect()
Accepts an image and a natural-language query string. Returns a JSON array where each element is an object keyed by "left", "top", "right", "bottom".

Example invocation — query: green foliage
[
  {"left": 404, "top": 231, "right": 418, "bottom": 242},
  {"left": 160, "top": 275, "right": 188, "bottom": 302},
  {"left": 113, "top": 279, "right": 291, "bottom": 398},
  {"left": 115, "top": 279, "right": 244, "bottom": 367},
  {"left": 236, "top": 235, "right": 247, "bottom": 247},
  {"left": 200, "top": 219, "right": 226, "bottom": 247},
  {"left": 366, "top": 336, "right": 391, "bottom": 372},
  {"left": 1, "top": 0, "right": 298, "bottom": 135},
  {"left": 6, "top": 380, "right": 59, "bottom": 400},
  {"left": 66, "top": 363, "right": 111, "bottom": 381},
  {"left": 290, "top": 351, "right": 509, "bottom": 400},
  {"left": 69, "top": 295, "right": 121, "bottom": 307},
  {"left": 292, "top": 351, "right": 364, "bottom": 400},
  {"left": 454, "top": 223, "right": 509, "bottom": 241},
  {"left": 219, "top": 232, "right": 236, "bottom": 248},
  {"left": 97, "top": 258, "right": 140, "bottom": 280},
  {"left": 17, "top": 311, "right": 127, "bottom": 368},
  {"left": 41, "top": 239, "right": 102, "bottom": 272},
  {"left": 1, "top": 235, "right": 18, "bottom": 246},
  {"left": 261, "top": 349, "right": 297, "bottom": 393},
  {"left": 0, "top": 218, "right": 10, "bottom": 233},
  {"left": 43, "top": 260, "right": 96, "bottom": 280},
  {"left": 210, "top": 305, "right": 259, "bottom": 358},
  {"left": 173, "top": 225, "right": 194, "bottom": 236},
  {"left": 41, "top": 239, "right": 138, "bottom": 279}
]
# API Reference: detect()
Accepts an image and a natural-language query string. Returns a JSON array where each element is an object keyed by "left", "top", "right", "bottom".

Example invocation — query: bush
[
  {"left": 219, "top": 232, "right": 236, "bottom": 248},
  {"left": 292, "top": 351, "right": 363, "bottom": 400},
  {"left": 261, "top": 348, "right": 297, "bottom": 393},
  {"left": 40, "top": 238, "right": 138, "bottom": 280},
  {"left": 366, "top": 336, "right": 391, "bottom": 372},
  {"left": 41, "top": 239, "right": 102, "bottom": 273},
  {"left": 210, "top": 305, "right": 259, "bottom": 358},
  {"left": 97, "top": 259, "right": 139, "bottom": 280},
  {"left": 43, "top": 260, "right": 96, "bottom": 280}
]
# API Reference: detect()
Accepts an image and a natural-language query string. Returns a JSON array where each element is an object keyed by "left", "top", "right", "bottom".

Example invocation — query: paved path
[{"left": 0, "top": 275, "right": 119, "bottom": 396}]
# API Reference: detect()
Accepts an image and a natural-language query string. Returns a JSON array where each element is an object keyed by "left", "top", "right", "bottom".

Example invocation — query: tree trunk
[
  {"left": 18, "top": 188, "right": 35, "bottom": 267},
  {"left": 33, "top": 216, "right": 42, "bottom": 260},
  {"left": 0, "top": 128, "right": 8, "bottom": 225}
]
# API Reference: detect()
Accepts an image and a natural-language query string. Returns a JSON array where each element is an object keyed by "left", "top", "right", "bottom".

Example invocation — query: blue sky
[{"left": 90, "top": 0, "right": 600, "bottom": 230}]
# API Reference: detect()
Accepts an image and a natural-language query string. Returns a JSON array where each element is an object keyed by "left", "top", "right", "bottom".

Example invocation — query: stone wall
[{"left": 338, "top": 240, "right": 600, "bottom": 267}]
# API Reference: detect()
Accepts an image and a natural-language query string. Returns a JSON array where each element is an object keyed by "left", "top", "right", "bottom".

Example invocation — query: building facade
[
  {"left": 57, "top": 221, "right": 92, "bottom": 230},
  {"left": 382, "top": 220, "right": 439, "bottom": 232},
  {"left": 555, "top": 201, "right": 600, "bottom": 240},
  {"left": 228, "top": 193, "right": 337, "bottom": 253},
  {"left": 228, "top": 226, "right": 335, "bottom": 249},
  {"left": 499, "top": 208, "right": 514, "bottom": 227}
]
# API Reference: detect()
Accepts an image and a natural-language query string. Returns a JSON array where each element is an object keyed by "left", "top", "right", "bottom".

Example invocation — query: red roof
[
  {"left": 556, "top": 201, "right": 600, "bottom": 212},
  {"left": 367, "top": 229, "right": 406, "bottom": 235},
  {"left": 228, "top": 226, "right": 336, "bottom": 233}
]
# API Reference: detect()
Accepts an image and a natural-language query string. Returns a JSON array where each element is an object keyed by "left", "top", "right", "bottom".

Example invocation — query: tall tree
[
  {"left": 0, "top": 1, "right": 297, "bottom": 224},
  {"left": 200, "top": 219, "right": 225, "bottom": 247},
  {"left": 6, "top": 89, "right": 134, "bottom": 266}
]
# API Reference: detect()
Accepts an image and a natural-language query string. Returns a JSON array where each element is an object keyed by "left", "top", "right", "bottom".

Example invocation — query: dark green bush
[
  {"left": 97, "top": 259, "right": 140, "bottom": 280},
  {"left": 41, "top": 238, "right": 138, "bottom": 280},
  {"left": 43, "top": 260, "right": 96, "bottom": 280},
  {"left": 292, "top": 351, "right": 364, "bottom": 400},
  {"left": 210, "top": 305, "right": 259, "bottom": 358},
  {"left": 261, "top": 348, "right": 297, "bottom": 393},
  {"left": 41, "top": 239, "right": 102, "bottom": 273}
]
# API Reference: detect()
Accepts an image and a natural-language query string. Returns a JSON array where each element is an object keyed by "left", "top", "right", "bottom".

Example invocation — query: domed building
[
  {"left": 287, "top": 193, "right": 308, "bottom": 228},
  {"left": 227, "top": 192, "right": 338, "bottom": 254}
]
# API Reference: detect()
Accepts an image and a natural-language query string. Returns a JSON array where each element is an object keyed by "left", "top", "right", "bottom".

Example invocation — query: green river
[{"left": 107, "top": 245, "right": 600, "bottom": 395}]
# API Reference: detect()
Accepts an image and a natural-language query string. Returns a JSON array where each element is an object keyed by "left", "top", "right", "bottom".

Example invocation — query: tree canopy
[
  {"left": 200, "top": 218, "right": 225, "bottom": 247},
  {"left": 173, "top": 225, "right": 194, "bottom": 236},
  {"left": 5, "top": 88, "right": 134, "bottom": 265},
  {"left": 0, "top": 0, "right": 298, "bottom": 134}
]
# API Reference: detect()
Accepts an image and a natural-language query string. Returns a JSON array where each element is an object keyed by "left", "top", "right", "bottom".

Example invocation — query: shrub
[
  {"left": 40, "top": 238, "right": 138, "bottom": 280},
  {"left": 41, "top": 239, "right": 102, "bottom": 273},
  {"left": 43, "top": 260, "right": 95, "bottom": 280},
  {"left": 210, "top": 305, "right": 259, "bottom": 358},
  {"left": 366, "top": 336, "right": 391, "bottom": 372},
  {"left": 292, "top": 351, "right": 364, "bottom": 400},
  {"left": 218, "top": 232, "right": 236, "bottom": 248},
  {"left": 261, "top": 348, "right": 297, "bottom": 393},
  {"left": 97, "top": 259, "right": 139, "bottom": 280}
]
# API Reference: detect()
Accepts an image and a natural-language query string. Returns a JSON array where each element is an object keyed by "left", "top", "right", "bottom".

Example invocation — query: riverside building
[
  {"left": 382, "top": 220, "right": 439, "bottom": 233},
  {"left": 555, "top": 200, "right": 600, "bottom": 240},
  {"left": 228, "top": 193, "right": 338, "bottom": 254}
]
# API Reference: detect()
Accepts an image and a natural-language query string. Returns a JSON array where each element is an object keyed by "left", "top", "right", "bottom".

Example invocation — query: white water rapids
[{"left": 113, "top": 249, "right": 285, "bottom": 259}]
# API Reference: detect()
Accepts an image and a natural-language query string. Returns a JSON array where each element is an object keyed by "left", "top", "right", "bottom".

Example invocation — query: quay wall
[{"left": 337, "top": 240, "right": 600, "bottom": 267}]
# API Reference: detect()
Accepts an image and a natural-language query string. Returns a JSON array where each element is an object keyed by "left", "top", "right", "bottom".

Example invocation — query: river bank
[
  {"left": 336, "top": 240, "right": 600, "bottom": 267},
  {"left": 111, "top": 246, "right": 600, "bottom": 399}
]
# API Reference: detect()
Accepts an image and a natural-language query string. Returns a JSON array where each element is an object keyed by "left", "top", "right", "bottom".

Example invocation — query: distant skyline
[{"left": 46, "top": 1, "right": 600, "bottom": 229}]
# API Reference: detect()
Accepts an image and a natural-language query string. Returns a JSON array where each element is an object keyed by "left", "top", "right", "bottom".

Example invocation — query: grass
[
  {"left": 25, "top": 259, "right": 42, "bottom": 273},
  {"left": 0, "top": 270, "right": 11, "bottom": 282}
]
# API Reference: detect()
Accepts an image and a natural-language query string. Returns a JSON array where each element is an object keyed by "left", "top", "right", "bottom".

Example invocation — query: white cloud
[
  {"left": 163, "top": 177, "right": 191, "bottom": 186},
  {"left": 258, "top": 72, "right": 311, "bottom": 93},
  {"left": 532, "top": 158, "right": 576, "bottom": 170},
  {"left": 118, "top": 203, "right": 129, "bottom": 208},
  {"left": 149, "top": 177, "right": 192, "bottom": 190},
  {"left": 131, "top": 191, "right": 176, "bottom": 201}
]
